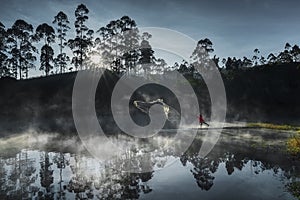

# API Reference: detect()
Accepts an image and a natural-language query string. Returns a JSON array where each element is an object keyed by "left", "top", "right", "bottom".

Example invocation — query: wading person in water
[{"left": 198, "top": 114, "right": 209, "bottom": 127}]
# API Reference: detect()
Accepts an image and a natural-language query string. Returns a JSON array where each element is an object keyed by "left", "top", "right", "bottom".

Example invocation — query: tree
[
  {"left": 291, "top": 45, "right": 300, "bottom": 62},
  {"left": 178, "top": 60, "right": 189, "bottom": 74},
  {"left": 285, "top": 42, "right": 292, "bottom": 51},
  {"left": 53, "top": 11, "right": 70, "bottom": 73},
  {"left": 40, "top": 45, "right": 54, "bottom": 75},
  {"left": 233, "top": 57, "right": 243, "bottom": 69},
  {"left": 277, "top": 50, "right": 293, "bottom": 63},
  {"left": 96, "top": 26, "right": 114, "bottom": 69},
  {"left": 120, "top": 16, "right": 137, "bottom": 32},
  {"left": 6, "top": 19, "right": 37, "bottom": 79},
  {"left": 139, "top": 32, "right": 155, "bottom": 75},
  {"left": 35, "top": 23, "right": 55, "bottom": 45},
  {"left": 212, "top": 55, "right": 220, "bottom": 68},
  {"left": 276, "top": 43, "right": 294, "bottom": 64},
  {"left": 267, "top": 53, "right": 277, "bottom": 64},
  {"left": 95, "top": 16, "right": 140, "bottom": 74},
  {"left": 154, "top": 58, "right": 167, "bottom": 74},
  {"left": 172, "top": 62, "right": 179, "bottom": 71},
  {"left": 67, "top": 4, "right": 92, "bottom": 70},
  {"left": 221, "top": 58, "right": 227, "bottom": 69},
  {"left": 190, "top": 38, "right": 214, "bottom": 71},
  {"left": 225, "top": 57, "right": 233, "bottom": 70},
  {"left": 259, "top": 56, "right": 266, "bottom": 65},
  {"left": 98, "top": 19, "right": 124, "bottom": 73},
  {"left": 106, "top": 19, "right": 124, "bottom": 73},
  {"left": 252, "top": 48, "right": 260, "bottom": 66},
  {"left": 242, "top": 56, "right": 252, "bottom": 67},
  {"left": 35, "top": 23, "right": 55, "bottom": 76},
  {"left": 120, "top": 16, "right": 139, "bottom": 74},
  {"left": 0, "top": 21, "right": 8, "bottom": 77}
]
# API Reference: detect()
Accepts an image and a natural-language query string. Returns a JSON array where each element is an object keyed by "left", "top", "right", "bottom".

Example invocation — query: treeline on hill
[
  {"left": 0, "top": 62, "right": 299, "bottom": 136},
  {"left": 0, "top": 4, "right": 300, "bottom": 79}
]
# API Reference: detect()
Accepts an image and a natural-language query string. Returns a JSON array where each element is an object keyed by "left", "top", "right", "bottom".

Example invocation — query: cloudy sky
[{"left": 1, "top": 0, "right": 300, "bottom": 73}]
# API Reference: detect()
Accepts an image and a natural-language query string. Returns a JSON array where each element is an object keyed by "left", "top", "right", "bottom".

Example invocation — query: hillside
[{"left": 0, "top": 63, "right": 299, "bottom": 136}]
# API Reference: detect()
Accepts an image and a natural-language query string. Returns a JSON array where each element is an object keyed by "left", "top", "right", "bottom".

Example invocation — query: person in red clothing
[{"left": 198, "top": 114, "right": 209, "bottom": 127}]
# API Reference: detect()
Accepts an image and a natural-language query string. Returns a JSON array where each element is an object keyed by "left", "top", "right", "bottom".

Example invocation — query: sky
[{"left": 1, "top": 0, "right": 300, "bottom": 76}]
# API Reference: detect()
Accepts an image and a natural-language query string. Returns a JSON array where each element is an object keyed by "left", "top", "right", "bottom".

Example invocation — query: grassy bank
[
  {"left": 247, "top": 123, "right": 300, "bottom": 132},
  {"left": 247, "top": 123, "right": 300, "bottom": 156}
]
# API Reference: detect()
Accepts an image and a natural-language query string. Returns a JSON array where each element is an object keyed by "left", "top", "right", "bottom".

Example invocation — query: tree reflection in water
[{"left": 0, "top": 129, "right": 299, "bottom": 199}]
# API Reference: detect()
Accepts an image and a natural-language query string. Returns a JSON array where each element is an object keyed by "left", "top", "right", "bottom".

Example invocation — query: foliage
[
  {"left": 247, "top": 123, "right": 300, "bottom": 131},
  {"left": 53, "top": 11, "right": 70, "bottom": 73},
  {"left": 0, "top": 22, "right": 8, "bottom": 77},
  {"left": 1, "top": 4, "right": 300, "bottom": 79},
  {"left": 286, "top": 181, "right": 300, "bottom": 200},
  {"left": 34, "top": 23, "right": 55, "bottom": 75},
  {"left": 40, "top": 45, "right": 54, "bottom": 76},
  {"left": 67, "top": 4, "right": 92, "bottom": 70},
  {"left": 95, "top": 16, "right": 141, "bottom": 74},
  {"left": 247, "top": 123, "right": 300, "bottom": 156},
  {"left": 6, "top": 19, "right": 37, "bottom": 79},
  {"left": 35, "top": 23, "right": 55, "bottom": 44},
  {"left": 286, "top": 133, "right": 300, "bottom": 156}
]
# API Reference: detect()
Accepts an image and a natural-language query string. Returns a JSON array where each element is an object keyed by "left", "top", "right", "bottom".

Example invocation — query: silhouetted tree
[
  {"left": 212, "top": 55, "right": 220, "bottom": 68},
  {"left": 224, "top": 56, "right": 251, "bottom": 69},
  {"left": 0, "top": 21, "right": 8, "bottom": 77},
  {"left": 96, "top": 26, "right": 112, "bottom": 68},
  {"left": 172, "top": 62, "right": 179, "bottom": 71},
  {"left": 68, "top": 4, "right": 93, "bottom": 70},
  {"left": 242, "top": 56, "right": 252, "bottom": 67},
  {"left": 252, "top": 48, "right": 260, "bottom": 66},
  {"left": 190, "top": 38, "right": 214, "bottom": 74},
  {"left": 139, "top": 32, "right": 155, "bottom": 75},
  {"left": 120, "top": 16, "right": 139, "bottom": 74},
  {"left": 259, "top": 56, "right": 266, "bottom": 65},
  {"left": 267, "top": 53, "right": 277, "bottom": 64},
  {"left": 277, "top": 51, "right": 292, "bottom": 64},
  {"left": 40, "top": 45, "right": 54, "bottom": 75},
  {"left": 176, "top": 60, "right": 195, "bottom": 75},
  {"left": 225, "top": 57, "right": 233, "bottom": 70},
  {"left": 234, "top": 57, "right": 243, "bottom": 69},
  {"left": 276, "top": 43, "right": 294, "bottom": 64},
  {"left": 291, "top": 45, "right": 300, "bottom": 62},
  {"left": 285, "top": 42, "right": 292, "bottom": 51},
  {"left": 35, "top": 23, "right": 55, "bottom": 76},
  {"left": 277, "top": 50, "right": 292, "bottom": 63},
  {"left": 6, "top": 20, "right": 37, "bottom": 79},
  {"left": 178, "top": 60, "right": 189, "bottom": 74},
  {"left": 96, "top": 17, "right": 134, "bottom": 73},
  {"left": 35, "top": 23, "right": 55, "bottom": 45},
  {"left": 221, "top": 58, "right": 227, "bottom": 68},
  {"left": 155, "top": 58, "right": 167, "bottom": 74},
  {"left": 53, "top": 11, "right": 70, "bottom": 73}
]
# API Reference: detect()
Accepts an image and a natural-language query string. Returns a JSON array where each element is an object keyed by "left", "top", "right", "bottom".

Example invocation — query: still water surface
[{"left": 0, "top": 128, "right": 299, "bottom": 199}]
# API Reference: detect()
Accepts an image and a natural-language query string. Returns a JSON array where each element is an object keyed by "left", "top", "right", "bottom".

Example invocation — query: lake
[{"left": 0, "top": 127, "right": 299, "bottom": 199}]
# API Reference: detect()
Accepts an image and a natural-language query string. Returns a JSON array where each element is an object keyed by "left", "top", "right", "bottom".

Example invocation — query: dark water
[{"left": 0, "top": 128, "right": 299, "bottom": 199}]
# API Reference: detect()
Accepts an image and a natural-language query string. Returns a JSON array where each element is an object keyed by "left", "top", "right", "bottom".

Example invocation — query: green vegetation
[
  {"left": 287, "top": 134, "right": 300, "bottom": 155},
  {"left": 247, "top": 123, "right": 300, "bottom": 156},
  {"left": 287, "top": 182, "right": 300, "bottom": 200},
  {"left": 247, "top": 123, "right": 300, "bottom": 131}
]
